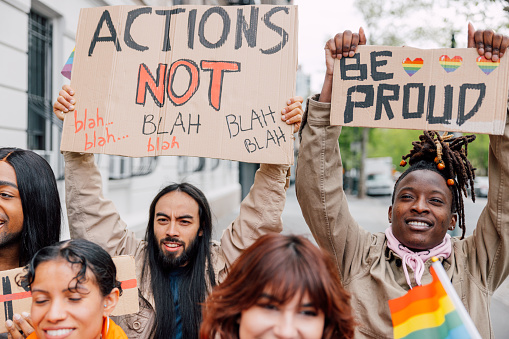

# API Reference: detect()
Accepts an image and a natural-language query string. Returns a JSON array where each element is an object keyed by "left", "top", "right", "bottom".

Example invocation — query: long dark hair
[
  {"left": 200, "top": 234, "right": 356, "bottom": 339},
  {"left": 0, "top": 148, "right": 61, "bottom": 266},
  {"left": 142, "top": 183, "right": 216, "bottom": 339},
  {"left": 19, "top": 239, "right": 122, "bottom": 297}
]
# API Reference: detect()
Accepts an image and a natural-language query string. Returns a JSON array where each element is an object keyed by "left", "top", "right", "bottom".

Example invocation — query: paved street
[{"left": 215, "top": 184, "right": 509, "bottom": 338}]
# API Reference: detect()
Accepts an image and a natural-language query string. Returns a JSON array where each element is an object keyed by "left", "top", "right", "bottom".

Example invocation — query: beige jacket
[
  {"left": 295, "top": 95, "right": 509, "bottom": 338},
  {"left": 64, "top": 152, "right": 289, "bottom": 338}
]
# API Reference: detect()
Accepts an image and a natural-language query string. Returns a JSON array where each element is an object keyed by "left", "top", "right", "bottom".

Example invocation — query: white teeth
[
  {"left": 408, "top": 221, "right": 430, "bottom": 227},
  {"left": 165, "top": 243, "right": 179, "bottom": 248},
  {"left": 46, "top": 329, "right": 73, "bottom": 336}
]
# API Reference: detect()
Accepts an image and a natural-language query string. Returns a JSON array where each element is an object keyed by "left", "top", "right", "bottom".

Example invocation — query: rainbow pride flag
[
  {"left": 389, "top": 258, "right": 481, "bottom": 339},
  {"left": 61, "top": 47, "right": 75, "bottom": 80}
]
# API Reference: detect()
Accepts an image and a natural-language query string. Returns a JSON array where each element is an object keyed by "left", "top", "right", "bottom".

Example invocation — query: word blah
[
  {"left": 142, "top": 113, "right": 201, "bottom": 135},
  {"left": 244, "top": 127, "right": 286, "bottom": 153},
  {"left": 225, "top": 106, "right": 276, "bottom": 138},
  {"left": 74, "top": 109, "right": 128, "bottom": 150},
  {"left": 147, "top": 136, "right": 179, "bottom": 152}
]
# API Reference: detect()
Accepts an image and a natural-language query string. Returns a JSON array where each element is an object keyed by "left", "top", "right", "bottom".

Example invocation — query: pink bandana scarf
[{"left": 385, "top": 227, "right": 451, "bottom": 289}]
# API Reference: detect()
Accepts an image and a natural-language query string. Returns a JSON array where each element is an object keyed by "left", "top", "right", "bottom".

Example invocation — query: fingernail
[
  {"left": 5, "top": 320, "right": 12, "bottom": 327},
  {"left": 21, "top": 312, "right": 29, "bottom": 318},
  {"left": 281, "top": 115, "right": 286, "bottom": 121},
  {"left": 70, "top": 90, "right": 74, "bottom": 95},
  {"left": 13, "top": 314, "right": 20, "bottom": 321},
  {"left": 69, "top": 105, "right": 74, "bottom": 110},
  {"left": 287, "top": 100, "right": 291, "bottom": 105},
  {"left": 64, "top": 108, "right": 69, "bottom": 112},
  {"left": 70, "top": 99, "right": 75, "bottom": 104}
]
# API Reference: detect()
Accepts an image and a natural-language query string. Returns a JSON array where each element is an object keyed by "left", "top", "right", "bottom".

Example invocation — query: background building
[{"left": 0, "top": 0, "right": 300, "bottom": 238}]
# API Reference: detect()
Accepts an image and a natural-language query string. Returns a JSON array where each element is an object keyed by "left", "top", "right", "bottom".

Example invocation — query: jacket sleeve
[
  {"left": 295, "top": 95, "right": 372, "bottom": 282},
  {"left": 64, "top": 152, "right": 145, "bottom": 257},
  {"left": 218, "top": 163, "right": 290, "bottom": 269},
  {"left": 462, "top": 107, "right": 509, "bottom": 292}
]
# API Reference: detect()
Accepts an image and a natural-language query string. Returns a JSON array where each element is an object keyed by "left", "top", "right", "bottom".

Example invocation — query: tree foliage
[
  {"left": 355, "top": 0, "right": 508, "bottom": 49},
  {"left": 343, "top": 0, "right": 505, "bottom": 174}
]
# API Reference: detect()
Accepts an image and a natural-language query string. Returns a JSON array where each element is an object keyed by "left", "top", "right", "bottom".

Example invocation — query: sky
[
  {"left": 294, "top": 0, "right": 508, "bottom": 93},
  {"left": 294, "top": 0, "right": 366, "bottom": 92}
]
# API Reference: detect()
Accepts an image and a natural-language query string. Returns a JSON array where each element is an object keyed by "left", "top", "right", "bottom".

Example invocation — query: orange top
[{"left": 26, "top": 317, "right": 127, "bottom": 339}]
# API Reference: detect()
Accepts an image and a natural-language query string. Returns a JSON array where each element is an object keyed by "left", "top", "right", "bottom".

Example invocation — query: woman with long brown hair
[{"left": 200, "top": 233, "right": 355, "bottom": 339}]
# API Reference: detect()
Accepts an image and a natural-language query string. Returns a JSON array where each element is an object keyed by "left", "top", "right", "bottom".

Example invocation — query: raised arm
[
  {"left": 54, "top": 86, "right": 144, "bottom": 257},
  {"left": 218, "top": 97, "right": 303, "bottom": 271},
  {"left": 463, "top": 25, "right": 509, "bottom": 291},
  {"left": 295, "top": 30, "right": 375, "bottom": 280}
]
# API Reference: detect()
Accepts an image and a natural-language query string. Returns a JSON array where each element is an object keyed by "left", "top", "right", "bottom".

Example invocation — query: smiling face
[
  {"left": 239, "top": 291, "right": 325, "bottom": 339},
  {"left": 30, "top": 259, "right": 117, "bottom": 339},
  {"left": 389, "top": 170, "right": 457, "bottom": 251},
  {"left": 0, "top": 161, "right": 23, "bottom": 249},
  {"left": 153, "top": 191, "right": 202, "bottom": 268}
]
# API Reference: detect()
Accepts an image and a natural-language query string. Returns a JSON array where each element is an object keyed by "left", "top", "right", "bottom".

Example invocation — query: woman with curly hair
[
  {"left": 200, "top": 233, "right": 355, "bottom": 339},
  {"left": 19, "top": 239, "right": 127, "bottom": 339}
]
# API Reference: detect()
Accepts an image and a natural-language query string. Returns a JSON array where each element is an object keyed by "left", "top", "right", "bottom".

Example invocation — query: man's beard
[{"left": 156, "top": 235, "right": 201, "bottom": 269}]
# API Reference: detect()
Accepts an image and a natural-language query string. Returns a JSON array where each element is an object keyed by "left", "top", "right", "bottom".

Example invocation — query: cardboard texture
[
  {"left": 0, "top": 256, "right": 138, "bottom": 333},
  {"left": 61, "top": 5, "right": 298, "bottom": 164},
  {"left": 331, "top": 46, "right": 509, "bottom": 135}
]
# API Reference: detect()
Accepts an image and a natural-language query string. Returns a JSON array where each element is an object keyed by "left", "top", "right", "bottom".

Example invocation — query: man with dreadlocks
[{"left": 296, "top": 24, "right": 509, "bottom": 338}]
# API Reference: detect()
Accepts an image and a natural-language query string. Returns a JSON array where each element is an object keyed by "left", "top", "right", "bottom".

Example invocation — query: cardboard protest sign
[
  {"left": 61, "top": 5, "right": 298, "bottom": 164},
  {"left": 331, "top": 46, "right": 509, "bottom": 135},
  {"left": 0, "top": 256, "right": 138, "bottom": 333}
]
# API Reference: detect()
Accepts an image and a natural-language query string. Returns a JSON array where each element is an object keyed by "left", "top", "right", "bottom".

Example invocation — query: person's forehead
[
  {"left": 155, "top": 191, "right": 200, "bottom": 215},
  {"left": 0, "top": 161, "right": 17, "bottom": 187},
  {"left": 397, "top": 170, "right": 450, "bottom": 194}
]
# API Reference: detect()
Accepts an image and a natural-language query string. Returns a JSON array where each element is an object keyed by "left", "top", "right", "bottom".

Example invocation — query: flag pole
[{"left": 431, "top": 257, "right": 482, "bottom": 339}]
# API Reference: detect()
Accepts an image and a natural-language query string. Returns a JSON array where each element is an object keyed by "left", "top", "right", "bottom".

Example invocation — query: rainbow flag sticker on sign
[
  {"left": 402, "top": 58, "right": 424, "bottom": 76},
  {"left": 476, "top": 56, "right": 500, "bottom": 75},
  {"left": 439, "top": 55, "right": 463, "bottom": 73},
  {"left": 388, "top": 257, "right": 481, "bottom": 339}
]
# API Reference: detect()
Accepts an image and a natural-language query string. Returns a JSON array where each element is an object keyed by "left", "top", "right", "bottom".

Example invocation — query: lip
[
  {"left": 42, "top": 328, "right": 75, "bottom": 339},
  {"left": 405, "top": 218, "right": 433, "bottom": 231},
  {"left": 163, "top": 242, "right": 183, "bottom": 252}
]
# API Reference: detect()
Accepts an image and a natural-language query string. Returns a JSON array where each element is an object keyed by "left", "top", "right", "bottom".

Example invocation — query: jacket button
[
  {"left": 133, "top": 321, "right": 141, "bottom": 330},
  {"left": 396, "top": 259, "right": 402, "bottom": 267}
]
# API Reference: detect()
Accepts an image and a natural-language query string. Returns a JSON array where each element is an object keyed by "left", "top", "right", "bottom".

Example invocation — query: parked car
[
  {"left": 474, "top": 176, "right": 489, "bottom": 198},
  {"left": 366, "top": 173, "right": 394, "bottom": 196}
]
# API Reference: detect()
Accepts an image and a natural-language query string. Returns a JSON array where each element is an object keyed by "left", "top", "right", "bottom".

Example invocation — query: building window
[{"left": 28, "top": 10, "right": 57, "bottom": 151}]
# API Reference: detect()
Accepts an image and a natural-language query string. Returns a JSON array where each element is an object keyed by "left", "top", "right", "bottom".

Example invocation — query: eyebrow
[
  {"left": 398, "top": 186, "right": 447, "bottom": 196},
  {"left": 0, "top": 180, "right": 17, "bottom": 189},
  {"left": 155, "top": 212, "right": 194, "bottom": 219},
  {"left": 259, "top": 293, "right": 316, "bottom": 308}
]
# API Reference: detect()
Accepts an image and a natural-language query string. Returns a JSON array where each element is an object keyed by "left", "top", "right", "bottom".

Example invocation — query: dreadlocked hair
[{"left": 395, "top": 131, "right": 476, "bottom": 239}]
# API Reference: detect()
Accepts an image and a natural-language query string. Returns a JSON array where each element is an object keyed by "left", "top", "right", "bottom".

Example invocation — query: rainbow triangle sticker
[
  {"left": 402, "top": 58, "right": 423, "bottom": 77},
  {"left": 439, "top": 55, "right": 462, "bottom": 73},
  {"left": 476, "top": 56, "right": 500, "bottom": 75},
  {"left": 61, "top": 48, "right": 75, "bottom": 80}
]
